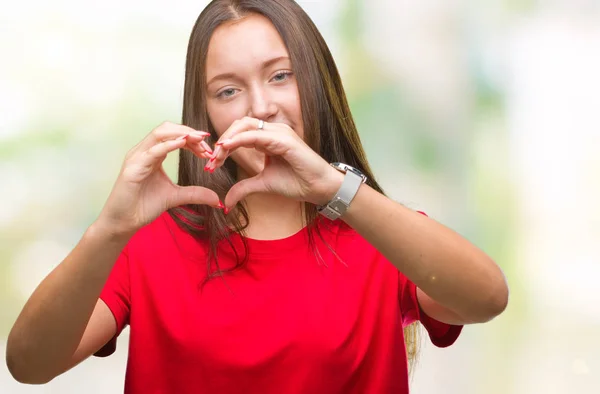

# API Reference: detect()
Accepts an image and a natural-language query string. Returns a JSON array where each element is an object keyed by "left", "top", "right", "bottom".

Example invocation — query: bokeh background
[{"left": 1, "top": 0, "right": 599, "bottom": 393}]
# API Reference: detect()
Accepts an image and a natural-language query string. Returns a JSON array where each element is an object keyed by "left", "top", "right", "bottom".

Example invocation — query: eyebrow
[{"left": 206, "top": 56, "right": 290, "bottom": 86}]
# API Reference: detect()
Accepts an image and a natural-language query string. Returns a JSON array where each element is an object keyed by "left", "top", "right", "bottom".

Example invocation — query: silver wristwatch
[{"left": 317, "top": 162, "right": 367, "bottom": 220}]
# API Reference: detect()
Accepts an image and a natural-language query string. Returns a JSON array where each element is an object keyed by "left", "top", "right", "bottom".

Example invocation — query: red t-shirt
[{"left": 96, "top": 212, "right": 462, "bottom": 393}]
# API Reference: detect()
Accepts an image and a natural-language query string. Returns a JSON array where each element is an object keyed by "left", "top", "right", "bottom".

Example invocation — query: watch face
[{"left": 330, "top": 163, "right": 367, "bottom": 183}]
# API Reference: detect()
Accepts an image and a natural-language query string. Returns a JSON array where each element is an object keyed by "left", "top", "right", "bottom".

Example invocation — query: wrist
[
  {"left": 316, "top": 163, "right": 367, "bottom": 220},
  {"left": 314, "top": 166, "right": 344, "bottom": 206},
  {"left": 89, "top": 216, "right": 137, "bottom": 244}
]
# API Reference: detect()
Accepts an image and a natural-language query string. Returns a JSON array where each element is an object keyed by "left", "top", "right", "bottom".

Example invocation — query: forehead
[{"left": 205, "top": 14, "right": 290, "bottom": 77}]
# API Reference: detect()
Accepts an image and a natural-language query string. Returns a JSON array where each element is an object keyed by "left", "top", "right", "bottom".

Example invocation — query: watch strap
[{"left": 318, "top": 170, "right": 364, "bottom": 220}]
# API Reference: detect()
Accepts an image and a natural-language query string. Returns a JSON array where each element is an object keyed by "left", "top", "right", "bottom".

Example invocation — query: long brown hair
[{"left": 168, "top": 0, "right": 420, "bottom": 371}]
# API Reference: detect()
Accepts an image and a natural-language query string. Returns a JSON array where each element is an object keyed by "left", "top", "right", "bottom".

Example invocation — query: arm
[
  {"left": 210, "top": 117, "right": 508, "bottom": 324},
  {"left": 6, "top": 122, "right": 220, "bottom": 384},
  {"left": 6, "top": 223, "right": 127, "bottom": 384},
  {"left": 341, "top": 181, "right": 509, "bottom": 325}
]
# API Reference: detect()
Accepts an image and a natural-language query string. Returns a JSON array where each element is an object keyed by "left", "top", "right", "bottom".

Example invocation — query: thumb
[
  {"left": 224, "top": 175, "right": 267, "bottom": 211},
  {"left": 169, "top": 185, "right": 221, "bottom": 209}
]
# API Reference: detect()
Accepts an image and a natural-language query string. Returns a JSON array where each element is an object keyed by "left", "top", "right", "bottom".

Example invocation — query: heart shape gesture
[
  {"left": 96, "top": 118, "right": 344, "bottom": 236},
  {"left": 204, "top": 117, "right": 343, "bottom": 212},
  {"left": 98, "top": 122, "right": 222, "bottom": 236}
]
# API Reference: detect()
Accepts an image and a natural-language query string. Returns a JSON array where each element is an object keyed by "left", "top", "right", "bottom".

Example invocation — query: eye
[
  {"left": 270, "top": 71, "right": 293, "bottom": 83},
  {"left": 217, "top": 88, "right": 238, "bottom": 99}
]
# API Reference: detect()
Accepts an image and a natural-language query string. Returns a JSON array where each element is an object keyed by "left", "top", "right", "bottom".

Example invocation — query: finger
[
  {"left": 224, "top": 175, "right": 268, "bottom": 210},
  {"left": 216, "top": 117, "right": 263, "bottom": 145},
  {"left": 210, "top": 117, "right": 263, "bottom": 164},
  {"left": 206, "top": 117, "right": 270, "bottom": 171},
  {"left": 200, "top": 140, "right": 214, "bottom": 155},
  {"left": 211, "top": 144, "right": 222, "bottom": 158},
  {"left": 139, "top": 137, "right": 188, "bottom": 167},
  {"left": 204, "top": 146, "right": 218, "bottom": 172},
  {"left": 184, "top": 139, "right": 213, "bottom": 160},
  {"left": 139, "top": 122, "right": 209, "bottom": 152},
  {"left": 168, "top": 185, "right": 221, "bottom": 209},
  {"left": 205, "top": 144, "right": 229, "bottom": 172},
  {"left": 184, "top": 145, "right": 212, "bottom": 160},
  {"left": 205, "top": 144, "right": 233, "bottom": 172},
  {"left": 186, "top": 131, "right": 212, "bottom": 144},
  {"left": 219, "top": 130, "right": 293, "bottom": 157},
  {"left": 204, "top": 117, "right": 259, "bottom": 170},
  {"left": 207, "top": 130, "right": 287, "bottom": 173}
]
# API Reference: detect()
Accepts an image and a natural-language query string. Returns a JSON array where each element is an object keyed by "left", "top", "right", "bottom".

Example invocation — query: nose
[{"left": 247, "top": 85, "right": 278, "bottom": 122}]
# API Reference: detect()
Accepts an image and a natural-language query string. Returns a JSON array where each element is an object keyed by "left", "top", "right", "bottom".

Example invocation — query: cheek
[
  {"left": 293, "top": 97, "right": 304, "bottom": 139},
  {"left": 281, "top": 86, "right": 304, "bottom": 137}
]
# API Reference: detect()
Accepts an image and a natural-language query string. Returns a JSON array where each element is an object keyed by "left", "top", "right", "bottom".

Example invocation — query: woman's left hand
[{"left": 205, "top": 117, "right": 343, "bottom": 210}]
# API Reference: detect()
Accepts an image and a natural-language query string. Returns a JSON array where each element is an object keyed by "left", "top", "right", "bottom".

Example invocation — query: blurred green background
[{"left": 1, "top": 0, "right": 599, "bottom": 393}]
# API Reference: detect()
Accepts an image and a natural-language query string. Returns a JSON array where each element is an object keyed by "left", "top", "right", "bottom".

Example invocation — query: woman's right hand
[{"left": 97, "top": 121, "right": 221, "bottom": 237}]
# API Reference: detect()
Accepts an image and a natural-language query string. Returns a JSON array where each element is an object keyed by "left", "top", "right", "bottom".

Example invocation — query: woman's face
[{"left": 205, "top": 13, "right": 303, "bottom": 178}]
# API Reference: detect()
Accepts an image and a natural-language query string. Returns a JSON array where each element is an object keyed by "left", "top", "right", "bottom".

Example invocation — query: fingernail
[
  {"left": 217, "top": 201, "right": 225, "bottom": 209},
  {"left": 193, "top": 130, "right": 211, "bottom": 137},
  {"left": 209, "top": 157, "right": 216, "bottom": 162},
  {"left": 220, "top": 138, "right": 233, "bottom": 145},
  {"left": 223, "top": 207, "right": 230, "bottom": 215},
  {"left": 176, "top": 134, "right": 189, "bottom": 140},
  {"left": 204, "top": 165, "right": 210, "bottom": 172}
]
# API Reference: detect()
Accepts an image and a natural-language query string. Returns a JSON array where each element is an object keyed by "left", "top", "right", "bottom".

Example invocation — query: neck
[
  {"left": 240, "top": 193, "right": 305, "bottom": 240},
  {"left": 233, "top": 164, "right": 306, "bottom": 240}
]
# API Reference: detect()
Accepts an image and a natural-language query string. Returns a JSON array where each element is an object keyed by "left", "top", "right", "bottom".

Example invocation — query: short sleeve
[
  {"left": 399, "top": 275, "right": 463, "bottom": 348},
  {"left": 93, "top": 245, "right": 131, "bottom": 357}
]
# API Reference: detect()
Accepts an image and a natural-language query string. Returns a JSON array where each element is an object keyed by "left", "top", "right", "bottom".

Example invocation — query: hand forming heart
[
  {"left": 203, "top": 117, "right": 343, "bottom": 212},
  {"left": 96, "top": 119, "right": 343, "bottom": 237}
]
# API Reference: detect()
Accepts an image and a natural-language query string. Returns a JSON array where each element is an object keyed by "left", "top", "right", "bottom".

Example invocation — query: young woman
[{"left": 6, "top": 0, "right": 509, "bottom": 393}]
